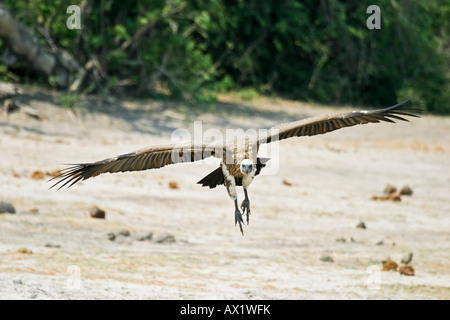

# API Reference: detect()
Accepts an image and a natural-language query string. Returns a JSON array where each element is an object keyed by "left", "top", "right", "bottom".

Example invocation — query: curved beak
[{"left": 241, "top": 164, "right": 253, "bottom": 174}]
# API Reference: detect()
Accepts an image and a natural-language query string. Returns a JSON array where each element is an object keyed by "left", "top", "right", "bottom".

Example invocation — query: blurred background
[{"left": 0, "top": 0, "right": 449, "bottom": 112}]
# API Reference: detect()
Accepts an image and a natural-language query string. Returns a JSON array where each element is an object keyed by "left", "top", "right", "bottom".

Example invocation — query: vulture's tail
[
  {"left": 197, "top": 157, "right": 270, "bottom": 189},
  {"left": 197, "top": 167, "right": 224, "bottom": 189}
]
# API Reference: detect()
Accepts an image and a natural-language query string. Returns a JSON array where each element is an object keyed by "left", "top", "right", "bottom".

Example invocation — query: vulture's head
[{"left": 240, "top": 159, "right": 253, "bottom": 174}]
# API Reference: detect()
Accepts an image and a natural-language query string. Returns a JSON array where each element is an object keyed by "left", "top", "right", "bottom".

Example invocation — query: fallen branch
[{"left": 0, "top": 3, "right": 80, "bottom": 88}]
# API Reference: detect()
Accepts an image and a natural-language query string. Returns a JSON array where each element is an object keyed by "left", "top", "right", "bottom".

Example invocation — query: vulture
[{"left": 50, "top": 98, "right": 419, "bottom": 234}]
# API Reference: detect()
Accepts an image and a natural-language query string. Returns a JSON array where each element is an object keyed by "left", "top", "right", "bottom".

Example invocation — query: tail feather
[{"left": 197, "top": 167, "right": 224, "bottom": 189}]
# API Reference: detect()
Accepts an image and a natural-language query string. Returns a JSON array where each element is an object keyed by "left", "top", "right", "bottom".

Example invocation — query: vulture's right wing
[{"left": 50, "top": 142, "right": 224, "bottom": 190}]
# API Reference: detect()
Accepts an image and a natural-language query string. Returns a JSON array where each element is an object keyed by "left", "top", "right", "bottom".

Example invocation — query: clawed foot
[
  {"left": 235, "top": 209, "right": 244, "bottom": 235},
  {"left": 241, "top": 199, "right": 251, "bottom": 225}
]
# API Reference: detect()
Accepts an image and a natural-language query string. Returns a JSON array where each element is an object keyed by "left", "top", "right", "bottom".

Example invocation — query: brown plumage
[{"left": 50, "top": 98, "right": 419, "bottom": 234}]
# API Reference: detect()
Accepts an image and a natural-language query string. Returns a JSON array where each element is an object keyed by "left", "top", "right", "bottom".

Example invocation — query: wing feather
[
  {"left": 259, "top": 97, "right": 419, "bottom": 144},
  {"left": 50, "top": 143, "right": 223, "bottom": 190}
]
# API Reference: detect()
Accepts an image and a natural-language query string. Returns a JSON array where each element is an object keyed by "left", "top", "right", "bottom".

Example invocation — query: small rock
[
  {"left": 382, "top": 259, "right": 398, "bottom": 271},
  {"left": 376, "top": 240, "right": 384, "bottom": 246},
  {"left": 46, "top": 170, "right": 62, "bottom": 178},
  {"left": 335, "top": 238, "right": 346, "bottom": 243},
  {"left": 168, "top": 181, "right": 179, "bottom": 189},
  {"left": 389, "top": 192, "right": 402, "bottom": 201},
  {"left": 356, "top": 221, "right": 366, "bottom": 229},
  {"left": 136, "top": 233, "right": 153, "bottom": 241},
  {"left": 320, "top": 255, "right": 334, "bottom": 263},
  {"left": 89, "top": 206, "right": 105, "bottom": 219},
  {"left": 31, "top": 170, "right": 45, "bottom": 180},
  {"left": 17, "top": 247, "right": 32, "bottom": 254},
  {"left": 282, "top": 179, "right": 292, "bottom": 186},
  {"left": 399, "top": 265, "right": 415, "bottom": 276},
  {"left": 156, "top": 232, "right": 176, "bottom": 244},
  {"left": 13, "top": 279, "right": 23, "bottom": 285},
  {"left": 0, "top": 201, "right": 16, "bottom": 214},
  {"left": 384, "top": 184, "right": 397, "bottom": 195},
  {"left": 107, "top": 232, "right": 116, "bottom": 241},
  {"left": 400, "top": 185, "right": 413, "bottom": 196},
  {"left": 3, "top": 98, "right": 18, "bottom": 113},
  {"left": 119, "top": 229, "right": 131, "bottom": 237},
  {"left": 44, "top": 243, "right": 61, "bottom": 248},
  {"left": 371, "top": 193, "right": 401, "bottom": 202},
  {"left": 22, "top": 105, "right": 41, "bottom": 120}
]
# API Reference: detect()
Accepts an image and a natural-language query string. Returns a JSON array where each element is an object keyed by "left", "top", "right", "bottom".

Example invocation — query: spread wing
[
  {"left": 259, "top": 97, "right": 420, "bottom": 144},
  {"left": 50, "top": 142, "right": 223, "bottom": 190}
]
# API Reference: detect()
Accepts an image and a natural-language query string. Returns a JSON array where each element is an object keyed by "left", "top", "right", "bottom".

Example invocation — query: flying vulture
[{"left": 50, "top": 98, "right": 419, "bottom": 234}]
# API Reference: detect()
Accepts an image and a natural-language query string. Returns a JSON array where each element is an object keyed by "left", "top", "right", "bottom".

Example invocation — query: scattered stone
[
  {"left": 46, "top": 170, "right": 62, "bottom": 178},
  {"left": 356, "top": 221, "right": 366, "bottom": 229},
  {"left": 156, "top": 232, "right": 176, "bottom": 244},
  {"left": 119, "top": 229, "right": 131, "bottom": 237},
  {"left": 376, "top": 240, "right": 384, "bottom": 246},
  {"left": 371, "top": 193, "right": 401, "bottom": 202},
  {"left": 401, "top": 252, "right": 413, "bottom": 265},
  {"left": 335, "top": 237, "right": 346, "bottom": 243},
  {"left": 44, "top": 243, "right": 61, "bottom": 248},
  {"left": 382, "top": 259, "right": 398, "bottom": 271},
  {"left": 282, "top": 179, "right": 292, "bottom": 186},
  {"left": 384, "top": 184, "right": 397, "bottom": 195},
  {"left": 29, "top": 208, "right": 39, "bottom": 214},
  {"left": 400, "top": 185, "right": 413, "bottom": 196},
  {"left": 3, "top": 98, "right": 18, "bottom": 113},
  {"left": 136, "top": 233, "right": 153, "bottom": 241},
  {"left": 17, "top": 247, "right": 33, "bottom": 254},
  {"left": 12, "top": 279, "right": 23, "bottom": 285},
  {"left": 399, "top": 265, "right": 415, "bottom": 276},
  {"left": 0, "top": 201, "right": 16, "bottom": 214},
  {"left": 21, "top": 105, "right": 41, "bottom": 120},
  {"left": 89, "top": 206, "right": 106, "bottom": 219},
  {"left": 389, "top": 193, "right": 401, "bottom": 201},
  {"left": 320, "top": 255, "right": 334, "bottom": 263},
  {"left": 168, "top": 181, "right": 179, "bottom": 189},
  {"left": 31, "top": 170, "right": 63, "bottom": 180},
  {"left": 31, "top": 170, "right": 45, "bottom": 180},
  {"left": 107, "top": 232, "right": 116, "bottom": 241}
]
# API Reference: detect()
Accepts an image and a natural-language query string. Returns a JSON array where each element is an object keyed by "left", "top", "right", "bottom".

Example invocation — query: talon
[
  {"left": 241, "top": 199, "right": 251, "bottom": 225},
  {"left": 235, "top": 209, "right": 244, "bottom": 235}
]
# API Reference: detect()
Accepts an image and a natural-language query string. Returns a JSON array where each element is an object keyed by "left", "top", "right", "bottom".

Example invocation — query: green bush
[{"left": 0, "top": 0, "right": 448, "bottom": 113}]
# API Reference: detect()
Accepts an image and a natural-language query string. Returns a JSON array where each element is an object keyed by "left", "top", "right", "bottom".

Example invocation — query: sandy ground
[{"left": 0, "top": 89, "right": 449, "bottom": 300}]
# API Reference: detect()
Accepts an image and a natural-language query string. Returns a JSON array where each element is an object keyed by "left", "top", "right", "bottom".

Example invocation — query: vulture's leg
[
  {"left": 222, "top": 164, "right": 244, "bottom": 235},
  {"left": 241, "top": 187, "right": 251, "bottom": 225},
  {"left": 234, "top": 198, "right": 244, "bottom": 235}
]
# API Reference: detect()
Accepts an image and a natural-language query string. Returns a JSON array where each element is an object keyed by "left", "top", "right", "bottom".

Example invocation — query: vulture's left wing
[{"left": 259, "top": 97, "right": 420, "bottom": 144}]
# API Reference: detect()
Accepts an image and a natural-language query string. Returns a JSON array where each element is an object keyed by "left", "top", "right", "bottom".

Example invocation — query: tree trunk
[{"left": 0, "top": 3, "right": 80, "bottom": 88}]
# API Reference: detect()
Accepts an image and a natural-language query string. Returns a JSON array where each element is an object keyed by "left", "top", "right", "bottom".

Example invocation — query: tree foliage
[{"left": 0, "top": 0, "right": 449, "bottom": 113}]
